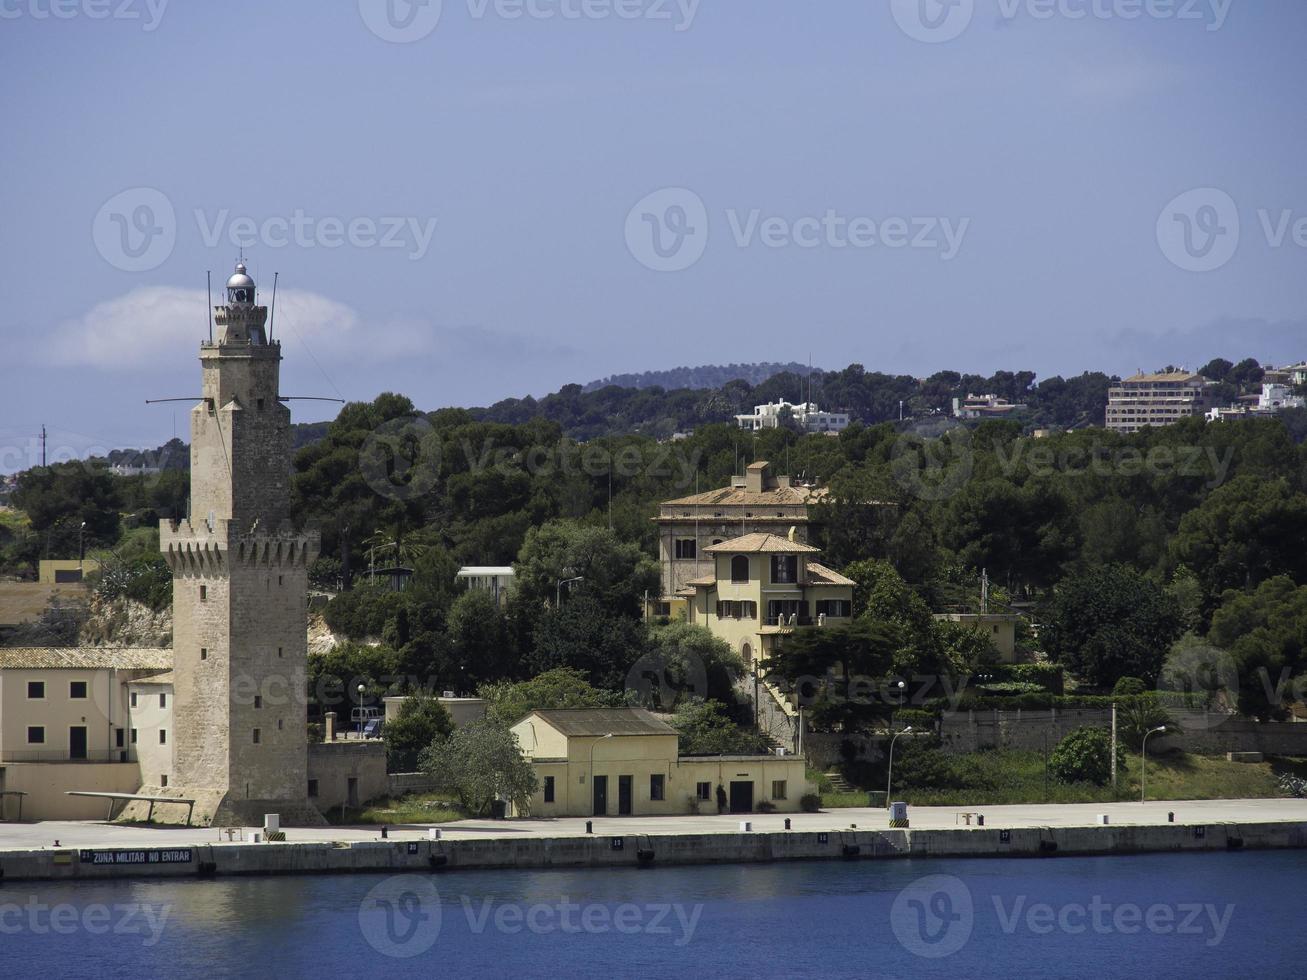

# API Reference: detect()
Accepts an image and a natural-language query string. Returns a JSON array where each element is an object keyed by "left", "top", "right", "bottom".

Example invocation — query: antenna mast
[
  {"left": 268, "top": 271, "right": 279, "bottom": 342},
  {"left": 206, "top": 271, "right": 213, "bottom": 343}
]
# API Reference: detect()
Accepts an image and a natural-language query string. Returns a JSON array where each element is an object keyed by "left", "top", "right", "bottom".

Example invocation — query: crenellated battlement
[{"left": 161, "top": 518, "right": 320, "bottom": 574}]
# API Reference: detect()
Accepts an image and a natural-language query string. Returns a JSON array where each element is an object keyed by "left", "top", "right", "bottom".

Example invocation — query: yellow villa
[{"left": 680, "top": 531, "right": 854, "bottom": 667}]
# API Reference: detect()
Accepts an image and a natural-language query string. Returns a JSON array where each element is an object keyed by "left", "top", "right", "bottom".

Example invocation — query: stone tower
[{"left": 156, "top": 261, "right": 322, "bottom": 826}]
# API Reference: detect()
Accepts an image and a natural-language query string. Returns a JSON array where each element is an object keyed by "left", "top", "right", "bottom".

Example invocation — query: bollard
[
  {"left": 1168, "top": 812, "right": 1175, "bottom": 823},
  {"left": 976, "top": 815, "right": 984, "bottom": 827},
  {"left": 739, "top": 821, "right": 752, "bottom": 832},
  {"left": 586, "top": 820, "right": 593, "bottom": 834},
  {"left": 784, "top": 818, "right": 791, "bottom": 830},
  {"left": 428, "top": 828, "right": 441, "bottom": 841},
  {"left": 381, "top": 826, "right": 389, "bottom": 839}
]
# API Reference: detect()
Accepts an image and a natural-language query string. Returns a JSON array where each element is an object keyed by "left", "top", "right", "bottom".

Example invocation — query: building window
[
  {"left": 254, "top": 696, "right": 262, "bottom": 709},
  {"left": 696, "top": 781, "right": 711, "bottom": 801},
  {"left": 253, "top": 729, "right": 261, "bottom": 744},
  {"left": 674, "top": 539, "right": 697, "bottom": 560},
  {"left": 308, "top": 779, "right": 319, "bottom": 798},
  {"left": 27, "top": 726, "right": 45, "bottom": 744},
  {"left": 772, "top": 780, "right": 788, "bottom": 800},
  {"left": 815, "top": 599, "right": 852, "bottom": 618},
  {"left": 131, "top": 729, "right": 138, "bottom": 744},
  {"left": 199, "top": 585, "right": 207, "bottom": 602},
  {"left": 161, "top": 775, "right": 168, "bottom": 788},
  {"left": 650, "top": 774, "right": 665, "bottom": 801},
  {"left": 27, "top": 681, "right": 44, "bottom": 699},
  {"left": 160, "top": 730, "right": 167, "bottom": 745},
  {"left": 116, "top": 728, "right": 125, "bottom": 748},
  {"left": 543, "top": 776, "right": 555, "bottom": 803},
  {"left": 731, "top": 555, "right": 750, "bottom": 583},
  {"left": 278, "top": 719, "right": 284, "bottom": 731},
  {"left": 159, "top": 693, "right": 167, "bottom": 708},
  {"left": 278, "top": 647, "right": 283, "bottom": 658},
  {"left": 771, "top": 555, "right": 797, "bottom": 584},
  {"left": 69, "top": 681, "right": 88, "bottom": 699},
  {"left": 130, "top": 692, "right": 138, "bottom": 708},
  {"left": 201, "top": 648, "right": 208, "bottom": 660}
]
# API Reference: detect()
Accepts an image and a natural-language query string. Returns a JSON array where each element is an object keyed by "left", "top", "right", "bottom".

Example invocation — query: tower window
[
  {"left": 278, "top": 719, "right": 283, "bottom": 731},
  {"left": 257, "top": 398, "right": 265, "bottom": 411},
  {"left": 200, "top": 648, "right": 208, "bottom": 661},
  {"left": 161, "top": 775, "right": 169, "bottom": 788},
  {"left": 253, "top": 729, "right": 261, "bottom": 744},
  {"left": 159, "top": 730, "right": 167, "bottom": 745},
  {"left": 199, "top": 585, "right": 207, "bottom": 602},
  {"left": 254, "top": 696, "right": 262, "bottom": 709},
  {"left": 159, "top": 693, "right": 167, "bottom": 708},
  {"left": 278, "top": 647, "right": 283, "bottom": 658}
]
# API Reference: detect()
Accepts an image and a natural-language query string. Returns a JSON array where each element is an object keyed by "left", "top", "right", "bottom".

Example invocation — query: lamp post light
[
  {"left": 556, "top": 575, "right": 584, "bottom": 608},
  {"left": 1141, "top": 725, "right": 1166, "bottom": 803},
  {"left": 357, "top": 683, "right": 366, "bottom": 739},
  {"left": 886, "top": 726, "right": 913, "bottom": 809},
  {"left": 78, "top": 521, "right": 87, "bottom": 570},
  {"left": 590, "top": 733, "right": 613, "bottom": 814}
]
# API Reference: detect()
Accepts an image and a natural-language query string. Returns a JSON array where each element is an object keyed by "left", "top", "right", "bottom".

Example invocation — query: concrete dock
[{"left": 1, "top": 799, "right": 1304, "bottom": 882}]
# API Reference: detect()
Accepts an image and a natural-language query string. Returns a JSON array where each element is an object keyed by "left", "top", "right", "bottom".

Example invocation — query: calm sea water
[{"left": 2, "top": 851, "right": 1302, "bottom": 979}]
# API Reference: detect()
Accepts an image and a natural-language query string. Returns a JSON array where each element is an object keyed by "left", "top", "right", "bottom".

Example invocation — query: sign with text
[{"left": 79, "top": 848, "right": 194, "bottom": 866}]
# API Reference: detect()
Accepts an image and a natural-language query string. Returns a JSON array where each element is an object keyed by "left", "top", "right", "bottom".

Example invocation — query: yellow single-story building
[{"left": 510, "top": 707, "right": 811, "bottom": 817}]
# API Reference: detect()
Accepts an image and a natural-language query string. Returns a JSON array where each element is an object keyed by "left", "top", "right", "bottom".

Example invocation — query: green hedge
[{"left": 918, "top": 691, "right": 1207, "bottom": 715}]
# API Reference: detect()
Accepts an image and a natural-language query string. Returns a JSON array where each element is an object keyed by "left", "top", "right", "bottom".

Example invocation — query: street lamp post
[
  {"left": 78, "top": 521, "right": 86, "bottom": 570},
  {"left": 556, "top": 575, "right": 584, "bottom": 608},
  {"left": 356, "top": 683, "right": 366, "bottom": 739},
  {"left": 1141, "top": 725, "right": 1166, "bottom": 802},
  {"left": 886, "top": 726, "right": 913, "bottom": 809},
  {"left": 590, "top": 733, "right": 613, "bottom": 815}
]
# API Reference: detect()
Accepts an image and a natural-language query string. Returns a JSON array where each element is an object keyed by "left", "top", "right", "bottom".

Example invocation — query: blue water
[{"left": 2, "top": 851, "right": 1302, "bottom": 979}]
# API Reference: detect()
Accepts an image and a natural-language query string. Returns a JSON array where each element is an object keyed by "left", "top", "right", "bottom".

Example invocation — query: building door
[
  {"left": 347, "top": 778, "right": 359, "bottom": 808},
  {"left": 69, "top": 726, "right": 88, "bottom": 761},
  {"left": 729, "top": 780, "right": 754, "bottom": 814},
  {"left": 592, "top": 775, "right": 608, "bottom": 816},
  {"left": 618, "top": 775, "right": 633, "bottom": 815}
]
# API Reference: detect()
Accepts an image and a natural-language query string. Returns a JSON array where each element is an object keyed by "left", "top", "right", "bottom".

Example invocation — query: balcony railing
[{"left": 0, "top": 750, "right": 129, "bottom": 763}]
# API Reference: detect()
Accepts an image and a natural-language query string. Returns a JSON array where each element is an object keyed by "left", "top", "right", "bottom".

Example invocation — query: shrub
[
  {"left": 757, "top": 800, "right": 776, "bottom": 813},
  {"left": 800, "top": 794, "right": 822, "bottom": 813},
  {"left": 1116, "top": 695, "right": 1178, "bottom": 751},
  {"left": 1113, "top": 677, "right": 1148, "bottom": 696},
  {"left": 1048, "top": 727, "right": 1123, "bottom": 786}
]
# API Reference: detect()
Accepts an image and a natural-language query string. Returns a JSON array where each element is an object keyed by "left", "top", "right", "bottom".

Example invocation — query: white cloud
[
  {"left": 45, "top": 286, "right": 434, "bottom": 370},
  {"left": 42, "top": 285, "right": 574, "bottom": 375}
]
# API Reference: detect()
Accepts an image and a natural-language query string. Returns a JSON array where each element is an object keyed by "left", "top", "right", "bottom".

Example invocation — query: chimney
[{"left": 745, "top": 461, "right": 769, "bottom": 493}]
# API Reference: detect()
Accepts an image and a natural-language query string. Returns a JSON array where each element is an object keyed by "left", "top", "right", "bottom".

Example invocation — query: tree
[
  {"left": 513, "top": 520, "right": 659, "bottom": 619},
  {"left": 385, "top": 695, "right": 453, "bottom": 772},
  {"left": 420, "top": 721, "right": 538, "bottom": 817},
  {"left": 479, "top": 668, "right": 623, "bottom": 726},
  {"left": 12, "top": 461, "right": 122, "bottom": 553},
  {"left": 447, "top": 588, "right": 514, "bottom": 684},
  {"left": 1168, "top": 476, "right": 1307, "bottom": 605},
  {"left": 529, "top": 595, "right": 649, "bottom": 690},
  {"left": 1048, "top": 727, "right": 1122, "bottom": 786},
  {"left": 670, "top": 699, "right": 772, "bottom": 755},
  {"left": 643, "top": 621, "right": 747, "bottom": 710},
  {"left": 1208, "top": 577, "right": 1307, "bottom": 719},
  {"left": 1042, "top": 565, "right": 1183, "bottom": 687}
]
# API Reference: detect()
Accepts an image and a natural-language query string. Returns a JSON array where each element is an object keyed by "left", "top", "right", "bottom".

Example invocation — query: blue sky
[{"left": 2, "top": 0, "right": 1305, "bottom": 466}]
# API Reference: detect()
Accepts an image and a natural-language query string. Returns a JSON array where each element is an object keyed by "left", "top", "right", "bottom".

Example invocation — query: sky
[{"left": 2, "top": 0, "right": 1305, "bottom": 469}]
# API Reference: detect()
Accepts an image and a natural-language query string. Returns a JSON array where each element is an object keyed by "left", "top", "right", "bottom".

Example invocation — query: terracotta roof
[
  {"left": 684, "top": 575, "right": 717, "bottom": 588},
  {"left": 526, "top": 708, "right": 676, "bottom": 737},
  {"left": 0, "top": 648, "right": 173, "bottom": 670},
  {"left": 704, "top": 533, "right": 820, "bottom": 554},
  {"left": 131, "top": 670, "right": 175, "bottom": 686},
  {"left": 660, "top": 485, "right": 827, "bottom": 508},
  {"left": 806, "top": 562, "right": 855, "bottom": 586}
]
